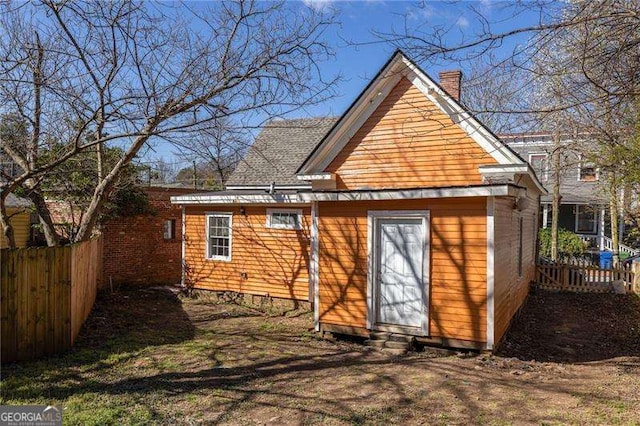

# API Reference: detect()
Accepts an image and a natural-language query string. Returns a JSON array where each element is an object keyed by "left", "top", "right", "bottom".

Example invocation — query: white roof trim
[
  {"left": 171, "top": 184, "right": 525, "bottom": 205},
  {"left": 297, "top": 173, "right": 335, "bottom": 181},
  {"left": 226, "top": 184, "right": 311, "bottom": 190},
  {"left": 479, "top": 164, "right": 547, "bottom": 194},
  {"left": 171, "top": 194, "right": 305, "bottom": 205},
  {"left": 297, "top": 51, "right": 523, "bottom": 176},
  {"left": 299, "top": 185, "right": 523, "bottom": 202}
]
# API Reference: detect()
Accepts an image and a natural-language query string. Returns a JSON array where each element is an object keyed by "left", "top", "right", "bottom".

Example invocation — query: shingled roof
[{"left": 226, "top": 117, "right": 338, "bottom": 187}]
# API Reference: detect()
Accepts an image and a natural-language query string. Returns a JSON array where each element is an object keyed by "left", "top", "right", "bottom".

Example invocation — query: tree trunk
[
  {"left": 609, "top": 186, "right": 620, "bottom": 267},
  {"left": 74, "top": 131, "right": 155, "bottom": 242},
  {"left": 0, "top": 195, "right": 17, "bottom": 249},
  {"left": 551, "top": 135, "right": 562, "bottom": 261},
  {"left": 25, "top": 188, "right": 59, "bottom": 247}
]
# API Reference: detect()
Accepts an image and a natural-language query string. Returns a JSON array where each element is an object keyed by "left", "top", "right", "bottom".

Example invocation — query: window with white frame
[
  {"left": 578, "top": 157, "right": 598, "bottom": 181},
  {"left": 267, "top": 209, "right": 302, "bottom": 230},
  {"left": 206, "top": 213, "right": 232, "bottom": 260},
  {"left": 529, "top": 153, "right": 549, "bottom": 181},
  {"left": 575, "top": 205, "right": 597, "bottom": 234}
]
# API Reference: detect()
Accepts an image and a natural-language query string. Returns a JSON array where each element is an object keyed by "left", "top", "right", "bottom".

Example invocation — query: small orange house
[{"left": 172, "top": 51, "right": 546, "bottom": 350}]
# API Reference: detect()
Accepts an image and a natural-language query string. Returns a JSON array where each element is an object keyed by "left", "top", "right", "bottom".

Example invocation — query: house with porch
[
  {"left": 502, "top": 133, "right": 639, "bottom": 257},
  {"left": 172, "top": 50, "right": 546, "bottom": 351}
]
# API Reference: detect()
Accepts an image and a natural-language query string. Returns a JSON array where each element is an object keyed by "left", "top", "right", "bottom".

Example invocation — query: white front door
[{"left": 375, "top": 218, "right": 426, "bottom": 328}]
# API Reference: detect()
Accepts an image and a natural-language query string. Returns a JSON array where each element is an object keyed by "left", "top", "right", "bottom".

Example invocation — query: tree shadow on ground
[
  {"left": 1, "top": 286, "right": 203, "bottom": 378},
  {"left": 498, "top": 288, "right": 640, "bottom": 363}
]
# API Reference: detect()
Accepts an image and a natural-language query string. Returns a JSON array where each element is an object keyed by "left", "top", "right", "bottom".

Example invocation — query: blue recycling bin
[{"left": 599, "top": 251, "right": 613, "bottom": 269}]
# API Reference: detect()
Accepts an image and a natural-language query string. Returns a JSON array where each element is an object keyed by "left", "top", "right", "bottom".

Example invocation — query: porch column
[
  {"left": 599, "top": 207, "right": 606, "bottom": 251},
  {"left": 542, "top": 204, "right": 549, "bottom": 228}
]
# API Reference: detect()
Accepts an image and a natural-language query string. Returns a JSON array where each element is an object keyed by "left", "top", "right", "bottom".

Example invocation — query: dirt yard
[{"left": 1, "top": 287, "right": 639, "bottom": 425}]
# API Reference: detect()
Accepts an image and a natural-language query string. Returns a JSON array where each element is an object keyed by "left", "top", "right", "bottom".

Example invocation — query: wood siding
[
  {"left": 0, "top": 208, "right": 30, "bottom": 249},
  {"left": 318, "top": 198, "right": 488, "bottom": 344},
  {"left": 184, "top": 205, "right": 311, "bottom": 301},
  {"left": 493, "top": 195, "right": 538, "bottom": 344},
  {"left": 325, "top": 77, "right": 497, "bottom": 190}
]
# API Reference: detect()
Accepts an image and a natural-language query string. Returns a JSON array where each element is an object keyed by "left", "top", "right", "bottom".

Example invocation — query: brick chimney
[{"left": 438, "top": 70, "right": 462, "bottom": 101}]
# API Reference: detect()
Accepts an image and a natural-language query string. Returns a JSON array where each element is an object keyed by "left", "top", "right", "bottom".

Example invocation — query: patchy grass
[{"left": 1, "top": 287, "right": 639, "bottom": 425}]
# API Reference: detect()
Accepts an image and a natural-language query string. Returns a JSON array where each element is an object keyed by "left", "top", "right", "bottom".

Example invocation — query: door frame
[{"left": 367, "top": 210, "right": 430, "bottom": 336}]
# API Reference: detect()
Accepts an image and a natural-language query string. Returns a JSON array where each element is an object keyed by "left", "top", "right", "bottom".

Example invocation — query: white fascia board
[
  {"left": 171, "top": 194, "right": 307, "bottom": 205},
  {"left": 299, "top": 52, "right": 523, "bottom": 176},
  {"left": 402, "top": 62, "right": 521, "bottom": 165},
  {"left": 299, "top": 53, "right": 406, "bottom": 174},
  {"left": 296, "top": 173, "right": 335, "bottom": 181},
  {"left": 479, "top": 164, "right": 548, "bottom": 195},
  {"left": 226, "top": 184, "right": 311, "bottom": 190},
  {"left": 299, "top": 185, "right": 521, "bottom": 202}
]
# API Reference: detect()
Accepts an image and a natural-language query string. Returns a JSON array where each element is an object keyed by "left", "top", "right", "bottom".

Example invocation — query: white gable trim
[{"left": 297, "top": 52, "right": 523, "bottom": 176}]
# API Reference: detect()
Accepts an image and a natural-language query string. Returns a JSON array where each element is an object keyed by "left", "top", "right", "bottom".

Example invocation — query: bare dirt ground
[{"left": 2, "top": 286, "right": 639, "bottom": 425}]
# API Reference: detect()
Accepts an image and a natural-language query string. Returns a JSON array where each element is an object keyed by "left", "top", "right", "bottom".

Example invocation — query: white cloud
[
  {"left": 456, "top": 16, "right": 469, "bottom": 28},
  {"left": 302, "top": 0, "right": 336, "bottom": 12}
]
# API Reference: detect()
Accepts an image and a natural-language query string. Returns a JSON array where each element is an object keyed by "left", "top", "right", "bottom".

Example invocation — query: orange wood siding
[
  {"left": 325, "top": 77, "right": 498, "bottom": 190},
  {"left": 184, "top": 205, "right": 311, "bottom": 301},
  {"left": 493, "top": 195, "right": 538, "bottom": 344},
  {"left": 318, "top": 198, "right": 488, "bottom": 343}
]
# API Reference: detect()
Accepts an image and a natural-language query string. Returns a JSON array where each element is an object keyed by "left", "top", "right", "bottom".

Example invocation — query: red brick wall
[{"left": 102, "top": 187, "right": 197, "bottom": 286}]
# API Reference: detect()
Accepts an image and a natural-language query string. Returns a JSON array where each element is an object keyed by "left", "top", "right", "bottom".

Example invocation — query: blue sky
[
  {"left": 290, "top": 0, "right": 537, "bottom": 117},
  {"left": 150, "top": 0, "right": 539, "bottom": 162}
]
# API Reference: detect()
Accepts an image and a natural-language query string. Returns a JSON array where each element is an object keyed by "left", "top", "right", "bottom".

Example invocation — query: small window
[
  {"left": 575, "top": 205, "right": 597, "bottom": 234},
  {"left": 518, "top": 216, "right": 524, "bottom": 278},
  {"left": 163, "top": 219, "right": 176, "bottom": 240},
  {"left": 267, "top": 209, "right": 302, "bottom": 230},
  {"left": 206, "top": 213, "right": 232, "bottom": 261},
  {"left": 529, "top": 153, "right": 549, "bottom": 181},
  {"left": 578, "top": 158, "right": 598, "bottom": 181}
]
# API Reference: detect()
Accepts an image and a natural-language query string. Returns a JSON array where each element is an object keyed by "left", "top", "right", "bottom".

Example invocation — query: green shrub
[{"left": 538, "top": 228, "right": 586, "bottom": 257}]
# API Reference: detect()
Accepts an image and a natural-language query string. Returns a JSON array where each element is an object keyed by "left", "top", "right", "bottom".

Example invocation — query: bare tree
[
  {"left": 172, "top": 118, "right": 250, "bottom": 186},
  {"left": 0, "top": 0, "right": 337, "bottom": 247},
  {"left": 374, "top": 0, "right": 640, "bottom": 262}
]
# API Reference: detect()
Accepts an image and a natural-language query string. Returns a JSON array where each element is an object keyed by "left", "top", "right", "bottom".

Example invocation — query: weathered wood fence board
[
  {"left": 1, "top": 236, "right": 102, "bottom": 363},
  {"left": 536, "top": 262, "right": 638, "bottom": 293}
]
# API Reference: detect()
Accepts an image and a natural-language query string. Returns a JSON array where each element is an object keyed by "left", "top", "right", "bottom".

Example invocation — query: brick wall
[{"left": 102, "top": 186, "right": 197, "bottom": 286}]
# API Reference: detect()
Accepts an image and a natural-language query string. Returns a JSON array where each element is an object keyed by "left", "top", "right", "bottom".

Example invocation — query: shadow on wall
[
  {"left": 317, "top": 199, "right": 487, "bottom": 346},
  {"left": 183, "top": 207, "right": 311, "bottom": 305}
]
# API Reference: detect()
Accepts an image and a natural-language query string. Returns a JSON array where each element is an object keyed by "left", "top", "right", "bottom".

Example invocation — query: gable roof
[
  {"left": 226, "top": 117, "right": 337, "bottom": 187},
  {"left": 296, "top": 50, "right": 526, "bottom": 176}
]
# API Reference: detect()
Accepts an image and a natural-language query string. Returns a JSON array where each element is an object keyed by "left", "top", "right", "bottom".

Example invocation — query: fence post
[{"left": 633, "top": 263, "right": 640, "bottom": 295}]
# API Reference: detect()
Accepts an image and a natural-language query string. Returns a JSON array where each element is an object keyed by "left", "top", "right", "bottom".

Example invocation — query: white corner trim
[
  {"left": 486, "top": 196, "right": 495, "bottom": 350},
  {"left": 311, "top": 201, "right": 320, "bottom": 331},
  {"left": 366, "top": 212, "right": 374, "bottom": 330},
  {"left": 181, "top": 205, "right": 186, "bottom": 288}
]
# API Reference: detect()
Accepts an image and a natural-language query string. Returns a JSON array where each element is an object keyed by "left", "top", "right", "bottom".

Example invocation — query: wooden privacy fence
[
  {"left": 536, "top": 261, "right": 639, "bottom": 293},
  {"left": 1, "top": 236, "right": 103, "bottom": 363}
]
